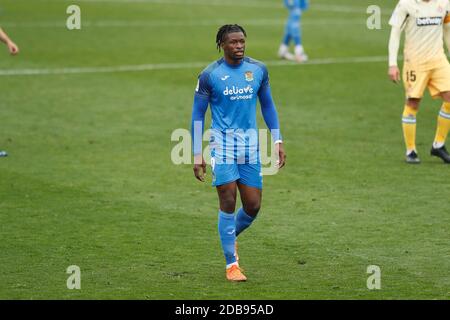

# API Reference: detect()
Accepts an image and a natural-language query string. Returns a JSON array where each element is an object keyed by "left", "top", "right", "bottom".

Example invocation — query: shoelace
[{"left": 229, "top": 265, "right": 245, "bottom": 274}]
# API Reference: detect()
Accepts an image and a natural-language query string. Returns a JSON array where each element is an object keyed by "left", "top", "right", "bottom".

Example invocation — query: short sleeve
[
  {"left": 389, "top": 0, "right": 408, "bottom": 28},
  {"left": 194, "top": 71, "right": 211, "bottom": 99}
]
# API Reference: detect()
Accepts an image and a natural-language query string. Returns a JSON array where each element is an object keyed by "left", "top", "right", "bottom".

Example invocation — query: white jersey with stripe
[{"left": 389, "top": 0, "right": 450, "bottom": 70}]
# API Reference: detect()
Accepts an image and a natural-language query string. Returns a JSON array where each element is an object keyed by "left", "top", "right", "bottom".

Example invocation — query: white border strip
[{"left": 0, "top": 56, "right": 387, "bottom": 76}]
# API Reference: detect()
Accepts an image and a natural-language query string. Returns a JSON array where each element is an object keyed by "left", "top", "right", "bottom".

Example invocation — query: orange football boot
[{"left": 226, "top": 265, "right": 247, "bottom": 282}]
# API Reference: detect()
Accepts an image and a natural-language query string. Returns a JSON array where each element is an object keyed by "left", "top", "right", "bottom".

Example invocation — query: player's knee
[
  {"left": 244, "top": 202, "right": 261, "bottom": 217},
  {"left": 219, "top": 196, "right": 236, "bottom": 213},
  {"left": 217, "top": 185, "right": 237, "bottom": 212},
  {"left": 221, "top": 201, "right": 236, "bottom": 213},
  {"left": 441, "top": 91, "right": 450, "bottom": 103},
  {"left": 406, "top": 98, "right": 421, "bottom": 109}
]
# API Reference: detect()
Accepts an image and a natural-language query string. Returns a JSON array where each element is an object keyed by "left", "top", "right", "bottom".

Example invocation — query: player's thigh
[
  {"left": 216, "top": 181, "right": 238, "bottom": 213},
  {"left": 428, "top": 63, "right": 450, "bottom": 99},
  {"left": 402, "top": 64, "right": 430, "bottom": 99}
]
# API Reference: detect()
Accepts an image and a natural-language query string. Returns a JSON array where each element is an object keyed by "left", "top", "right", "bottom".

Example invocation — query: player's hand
[
  {"left": 7, "top": 41, "right": 19, "bottom": 55},
  {"left": 193, "top": 155, "right": 206, "bottom": 182},
  {"left": 276, "top": 142, "right": 286, "bottom": 169},
  {"left": 388, "top": 66, "right": 400, "bottom": 83}
]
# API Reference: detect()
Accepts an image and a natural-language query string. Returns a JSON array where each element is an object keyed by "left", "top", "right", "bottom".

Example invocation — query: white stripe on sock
[
  {"left": 226, "top": 262, "right": 239, "bottom": 269},
  {"left": 433, "top": 141, "right": 444, "bottom": 149},
  {"left": 439, "top": 111, "right": 450, "bottom": 119}
]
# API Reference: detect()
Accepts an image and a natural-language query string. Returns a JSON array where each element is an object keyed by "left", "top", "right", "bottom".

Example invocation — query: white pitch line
[
  {"left": 1, "top": 19, "right": 370, "bottom": 28},
  {"left": 74, "top": 0, "right": 395, "bottom": 15},
  {"left": 0, "top": 56, "right": 387, "bottom": 76},
  {"left": 8, "top": 0, "right": 395, "bottom": 16},
  {"left": 77, "top": 0, "right": 394, "bottom": 14},
  {"left": 80, "top": 0, "right": 283, "bottom": 7}
]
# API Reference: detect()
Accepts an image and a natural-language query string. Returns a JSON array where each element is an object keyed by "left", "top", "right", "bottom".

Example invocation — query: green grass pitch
[{"left": 0, "top": 0, "right": 449, "bottom": 299}]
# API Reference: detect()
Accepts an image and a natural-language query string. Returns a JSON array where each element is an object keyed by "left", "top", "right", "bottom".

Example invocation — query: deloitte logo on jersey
[
  {"left": 223, "top": 85, "right": 254, "bottom": 101},
  {"left": 416, "top": 17, "right": 442, "bottom": 26}
]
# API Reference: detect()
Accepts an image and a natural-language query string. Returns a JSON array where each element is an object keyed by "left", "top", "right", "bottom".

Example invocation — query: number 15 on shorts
[{"left": 406, "top": 70, "right": 416, "bottom": 82}]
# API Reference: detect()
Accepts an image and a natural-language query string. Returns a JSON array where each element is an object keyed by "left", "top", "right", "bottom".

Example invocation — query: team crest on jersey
[{"left": 245, "top": 71, "right": 254, "bottom": 82}]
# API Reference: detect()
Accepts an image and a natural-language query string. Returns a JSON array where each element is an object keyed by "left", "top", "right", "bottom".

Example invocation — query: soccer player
[
  {"left": 278, "top": 0, "right": 309, "bottom": 62},
  {"left": 0, "top": 27, "right": 19, "bottom": 158},
  {"left": 191, "top": 24, "right": 286, "bottom": 281},
  {"left": 388, "top": 0, "right": 450, "bottom": 163}
]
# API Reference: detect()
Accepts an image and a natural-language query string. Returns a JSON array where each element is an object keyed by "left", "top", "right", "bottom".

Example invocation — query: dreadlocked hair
[{"left": 216, "top": 24, "right": 246, "bottom": 52}]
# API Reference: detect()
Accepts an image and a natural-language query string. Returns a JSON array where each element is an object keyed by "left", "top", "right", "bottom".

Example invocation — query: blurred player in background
[
  {"left": 278, "top": 0, "right": 309, "bottom": 62},
  {"left": 389, "top": 0, "right": 450, "bottom": 164},
  {"left": 0, "top": 27, "right": 19, "bottom": 157},
  {"left": 191, "top": 24, "right": 286, "bottom": 282}
]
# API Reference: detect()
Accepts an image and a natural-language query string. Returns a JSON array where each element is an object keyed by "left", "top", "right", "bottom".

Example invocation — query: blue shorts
[{"left": 210, "top": 158, "right": 263, "bottom": 190}]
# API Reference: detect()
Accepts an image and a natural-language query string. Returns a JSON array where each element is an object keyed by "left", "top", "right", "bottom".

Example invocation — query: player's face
[{"left": 222, "top": 32, "right": 246, "bottom": 62}]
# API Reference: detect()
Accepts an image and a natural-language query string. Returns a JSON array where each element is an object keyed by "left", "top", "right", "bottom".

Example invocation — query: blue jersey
[
  {"left": 284, "top": 0, "right": 309, "bottom": 11},
  {"left": 191, "top": 57, "right": 282, "bottom": 161},
  {"left": 195, "top": 56, "right": 268, "bottom": 133}
]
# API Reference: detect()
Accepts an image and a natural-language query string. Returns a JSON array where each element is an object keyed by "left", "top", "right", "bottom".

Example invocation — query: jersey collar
[{"left": 222, "top": 57, "right": 245, "bottom": 69}]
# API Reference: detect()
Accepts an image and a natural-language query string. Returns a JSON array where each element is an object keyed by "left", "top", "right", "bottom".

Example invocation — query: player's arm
[
  {"left": 388, "top": 26, "right": 402, "bottom": 83},
  {"left": 0, "top": 27, "right": 19, "bottom": 55},
  {"left": 191, "top": 73, "right": 210, "bottom": 181},
  {"left": 258, "top": 78, "right": 286, "bottom": 169},
  {"left": 388, "top": 0, "right": 407, "bottom": 83},
  {"left": 443, "top": 10, "right": 450, "bottom": 53}
]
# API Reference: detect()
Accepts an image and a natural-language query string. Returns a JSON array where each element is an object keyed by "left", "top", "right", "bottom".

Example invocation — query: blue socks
[
  {"left": 235, "top": 207, "right": 256, "bottom": 237},
  {"left": 218, "top": 208, "right": 257, "bottom": 267},
  {"left": 218, "top": 210, "right": 237, "bottom": 267}
]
